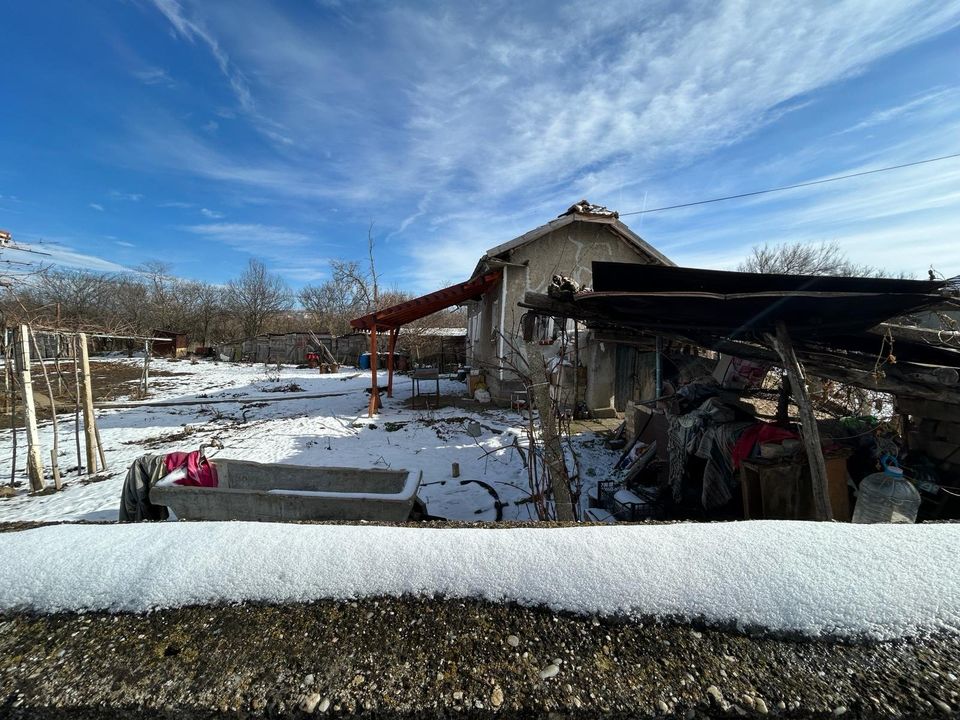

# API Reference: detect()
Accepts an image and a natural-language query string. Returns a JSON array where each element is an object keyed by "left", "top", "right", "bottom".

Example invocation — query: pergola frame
[{"left": 350, "top": 271, "right": 502, "bottom": 416}]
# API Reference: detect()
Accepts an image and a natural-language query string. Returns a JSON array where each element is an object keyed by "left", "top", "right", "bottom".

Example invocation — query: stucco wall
[{"left": 466, "top": 220, "right": 659, "bottom": 413}]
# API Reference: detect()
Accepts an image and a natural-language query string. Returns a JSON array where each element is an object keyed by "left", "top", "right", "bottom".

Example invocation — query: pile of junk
[{"left": 587, "top": 362, "right": 954, "bottom": 525}]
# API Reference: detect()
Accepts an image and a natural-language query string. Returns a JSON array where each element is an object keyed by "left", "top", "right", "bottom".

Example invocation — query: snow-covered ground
[
  {"left": 1, "top": 520, "right": 958, "bottom": 640},
  {"left": 0, "top": 358, "right": 615, "bottom": 523}
]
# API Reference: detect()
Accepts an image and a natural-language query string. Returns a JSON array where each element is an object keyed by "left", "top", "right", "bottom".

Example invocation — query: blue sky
[{"left": 2, "top": 1, "right": 960, "bottom": 292}]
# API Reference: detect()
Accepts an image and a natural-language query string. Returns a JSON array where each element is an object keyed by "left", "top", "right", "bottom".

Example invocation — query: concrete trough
[{"left": 150, "top": 459, "right": 422, "bottom": 522}]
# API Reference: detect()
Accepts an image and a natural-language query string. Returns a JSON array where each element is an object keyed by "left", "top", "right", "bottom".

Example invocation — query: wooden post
[
  {"left": 50, "top": 449, "right": 62, "bottom": 491},
  {"left": 17, "top": 325, "right": 45, "bottom": 491},
  {"left": 72, "top": 335, "right": 83, "bottom": 475},
  {"left": 766, "top": 321, "right": 832, "bottom": 521},
  {"left": 368, "top": 326, "right": 381, "bottom": 416},
  {"left": 2, "top": 329, "right": 9, "bottom": 414},
  {"left": 29, "top": 328, "right": 61, "bottom": 490},
  {"left": 776, "top": 374, "right": 791, "bottom": 426},
  {"left": 525, "top": 341, "right": 575, "bottom": 520},
  {"left": 94, "top": 421, "right": 107, "bottom": 471},
  {"left": 78, "top": 332, "right": 99, "bottom": 475},
  {"left": 386, "top": 328, "right": 398, "bottom": 398},
  {"left": 141, "top": 340, "right": 151, "bottom": 394}
]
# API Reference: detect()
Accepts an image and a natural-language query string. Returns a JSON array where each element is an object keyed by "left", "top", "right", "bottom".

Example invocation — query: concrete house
[{"left": 465, "top": 201, "right": 673, "bottom": 416}]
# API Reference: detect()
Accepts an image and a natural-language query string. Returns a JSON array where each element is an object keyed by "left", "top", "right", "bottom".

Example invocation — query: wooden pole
[
  {"left": 775, "top": 373, "right": 791, "bottom": 426},
  {"left": 386, "top": 328, "right": 397, "bottom": 398},
  {"left": 29, "top": 328, "right": 61, "bottom": 490},
  {"left": 17, "top": 325, "right": 45, "bottom": 491},
  {"left": 368, "top": 326, "right": 381, "bottom": 416},
  {"left": 525, "top": 341, "right": 575, "bottom": 520},
  {"left": 72, "top": 336, "right": 82, "bottom": 475},
  {"left": 94, "top": 421, "right": 107, "bottom": 471},
  {"left": 78, "top": 332, "right": 99, "bottom": 475},
  {"left": 766, "top": 321, "right": 832, "bottom": 521},
  {"left": 8, "top": 333, "right": 18, "bottom": 486},
  {"left": 50, "top": 449, "right": 62, "bottom": 491},
  {"left": 2, "top": 328, "right": 9, "bottom": 414}
]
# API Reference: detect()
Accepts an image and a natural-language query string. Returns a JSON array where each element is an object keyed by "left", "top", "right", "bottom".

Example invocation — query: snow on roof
[
  {"left": 1, "top": 521, "right": 958, "bottom": 640},
  {"left": 411, "top": 327, "right": 467, "bottom": 337},
  {"left": 481, "top": 200, "right": 673, "bottom": 267},
  {"left": 559, "top": 199, "right": 619, "bottom": 218}
]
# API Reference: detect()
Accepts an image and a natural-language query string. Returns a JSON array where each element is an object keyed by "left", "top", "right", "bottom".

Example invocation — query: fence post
[
  {"left": 18, "top": 325, "right": 45, "bottom": 491},
  {"left": 78, "top": 332, "right": 99, "bottom": 475}
]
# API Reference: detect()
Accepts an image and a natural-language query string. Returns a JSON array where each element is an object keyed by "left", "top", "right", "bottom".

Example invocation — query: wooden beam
[
  {"left": 766, "top": 321, "right": 832, "bottom": 521},
  {"left": 387, "top": 328, "right": 398, "bottom": 398},
  {"left": 78, "top": 332, "right": 99, "bottom": 475},
  {"left": 368, "top": 326, "right": 381, "bottom": 416},
  {"left": 871, "top": 322, "right": 960, "bottom": 346},
  {"left": 17, "top": 325, "right": 45, "bottom": 491}
]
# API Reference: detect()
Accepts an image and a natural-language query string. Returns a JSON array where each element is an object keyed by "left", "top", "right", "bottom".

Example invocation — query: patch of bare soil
[
  {"left": 259, "top": 382, "right": 305, "bottom": 393},
  {"left": 2, "top": 361, "right": 185, "bottom": 430},
  {"left": 121, "top": 426, "right": 198, "bottom": 450}
]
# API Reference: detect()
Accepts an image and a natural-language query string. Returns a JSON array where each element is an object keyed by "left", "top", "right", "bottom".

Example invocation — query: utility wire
[{"left": 619, "top": 151, "right": 960, "bottom": 217}]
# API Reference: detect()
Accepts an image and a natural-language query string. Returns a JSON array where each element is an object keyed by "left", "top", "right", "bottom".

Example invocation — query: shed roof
[{"left": 351, "top": 271, "right": 502, "bottom": 331}]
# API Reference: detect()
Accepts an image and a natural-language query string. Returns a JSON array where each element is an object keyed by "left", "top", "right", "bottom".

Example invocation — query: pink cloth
[{"left": 164, "top": 451, "right": 218, "bottom": 487}]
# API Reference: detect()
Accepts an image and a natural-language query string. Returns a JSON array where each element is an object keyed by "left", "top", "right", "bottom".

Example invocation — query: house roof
[
  {"left": 483, "top": 200, "right": 673, "bottom": 266},
  {"left": 470, "top": 201, "right": 672, "bottom": 281}
]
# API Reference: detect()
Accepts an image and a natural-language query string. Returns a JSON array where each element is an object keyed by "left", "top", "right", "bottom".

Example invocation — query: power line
[{"left": 619, "top": 151, "right": 960, "bottom": 217}]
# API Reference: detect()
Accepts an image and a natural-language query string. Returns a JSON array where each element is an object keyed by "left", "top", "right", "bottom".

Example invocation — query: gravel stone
[
  {"left": 299, "top": 693, "right": 321, "bottom": 713},
  {"left": 490, "top": 685, "right": 504, "bottom": 708},
  {"left": 539, "top": 663, "right": 560, "bottom": 680},
  {"left": 506, "top": 634, "right": 520, "bottom": 647},
  {"left": 706, "top": 685, "right": 724, "bottom": 704}
]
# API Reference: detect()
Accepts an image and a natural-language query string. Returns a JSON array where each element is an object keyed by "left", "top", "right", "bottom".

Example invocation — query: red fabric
[
  {"left": 731, "top": 423, "right": 799, "bottom": 470},
  {"left": 164, "top": 450, "right": 218, "bottom": 487}
]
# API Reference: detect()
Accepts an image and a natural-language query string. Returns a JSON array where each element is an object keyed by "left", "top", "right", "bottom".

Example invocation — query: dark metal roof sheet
[{"left": 581, "top": 262, "right": 954, "bottom": 338}]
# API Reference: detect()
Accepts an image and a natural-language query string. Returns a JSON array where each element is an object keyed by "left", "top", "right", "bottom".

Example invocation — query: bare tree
[
  {"left": 226, "top": 259, "right": 292, "bottom": 339},
  {"left": 183, "top": 281, "right": 225, "bottom": 346},
  {"left": 737, "top": 240, "right": 891, "bottom": 277},
  {"left": 300, "top": 268, "right": 368, "bottom": 336}
]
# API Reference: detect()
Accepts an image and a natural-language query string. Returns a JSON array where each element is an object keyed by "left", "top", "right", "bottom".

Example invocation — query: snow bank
[{"left": 1, "top": 521, "right": 958, "bottom": 639}]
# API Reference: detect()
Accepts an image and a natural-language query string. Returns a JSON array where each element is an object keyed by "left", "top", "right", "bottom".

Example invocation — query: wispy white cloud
[
  {"left": 132, "top": 66, "right": 175, "bottom": 88},
  {"left": 89, "top": 203, "right": 104, "bottom": 212},
  {"left": 6, "top": 240, "right": 130, "bottom": 274},
  {"left": 148, "top": 0, "right": 293, "bottom": 145},
  {"left": 200, "top": 207, "right": 224, "bottom": 219},
  {"left": 183, "top": 222, "right": 310, "bottom": 247},
  {"left": 109, "top": 190, "right": 144, "bottom": 202},
  {"left": 837, "top": 88, "right": 958, "bottom": 135},
  {"left": 181, "top": 222, "right": 331, "bottom": 283},
  {"left": 115, "top": 240, "right": 136, "bottom": 248},
  {"left": 158, "top": 200, "right": 193, "bottom": 208}
]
